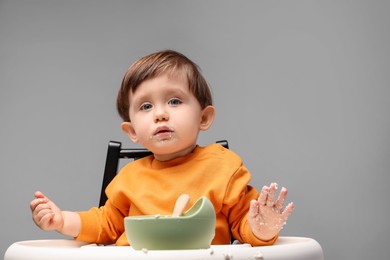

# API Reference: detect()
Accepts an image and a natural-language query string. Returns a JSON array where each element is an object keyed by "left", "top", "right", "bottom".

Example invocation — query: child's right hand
[{"left": 30, "top": 191, "right": 64, "bottom": 232}]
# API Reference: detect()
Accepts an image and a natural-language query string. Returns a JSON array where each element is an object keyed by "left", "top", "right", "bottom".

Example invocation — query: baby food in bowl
[{"left": 124, "top": 196, "right": 216, "bottom": 250}]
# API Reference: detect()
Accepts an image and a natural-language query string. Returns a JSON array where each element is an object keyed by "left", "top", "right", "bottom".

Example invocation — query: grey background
[{"left": 1, "top": 1, "right": 389, "bottom": 259}]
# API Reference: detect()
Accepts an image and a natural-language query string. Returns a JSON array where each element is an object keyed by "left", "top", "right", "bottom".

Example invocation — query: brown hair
[{"left": 117, "top": 50, "right": 213, "bottom": 122}]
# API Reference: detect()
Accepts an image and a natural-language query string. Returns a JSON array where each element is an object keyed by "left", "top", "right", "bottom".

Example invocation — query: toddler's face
[{"left": 122, "top": 73, "right": 209, "bottom": 161}]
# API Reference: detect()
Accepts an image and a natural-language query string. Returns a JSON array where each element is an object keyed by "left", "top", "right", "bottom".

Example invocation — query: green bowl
[{"left": 124, "top": 196, "right": 216, "bottom": 250}]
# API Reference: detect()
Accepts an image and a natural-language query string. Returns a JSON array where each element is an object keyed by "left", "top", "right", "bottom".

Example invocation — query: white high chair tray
[{"left": 4, "top": 236, "right": 324, "bottom": 260}]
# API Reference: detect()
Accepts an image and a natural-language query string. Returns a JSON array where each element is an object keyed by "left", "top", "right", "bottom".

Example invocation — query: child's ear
[
  {"left": 199, "top": 105, "right": 215, "bottom": 131},
  {"left": 121, "top": 122, "right": 139, "bottom": 143}
]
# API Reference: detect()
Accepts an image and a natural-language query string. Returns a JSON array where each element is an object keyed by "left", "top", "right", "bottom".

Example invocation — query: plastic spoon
[{"left": 172, "top": 194, "right": 190, "bottom": 217}]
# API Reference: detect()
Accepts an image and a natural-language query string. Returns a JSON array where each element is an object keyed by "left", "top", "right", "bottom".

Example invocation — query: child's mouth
[{"left": 153, "top": 127, "right": 174, "bottom": 139}]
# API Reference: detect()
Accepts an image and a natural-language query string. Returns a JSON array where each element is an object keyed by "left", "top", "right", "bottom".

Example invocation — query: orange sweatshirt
[{"left": 76, "top": 144, "right": 277, "bottom": 246}]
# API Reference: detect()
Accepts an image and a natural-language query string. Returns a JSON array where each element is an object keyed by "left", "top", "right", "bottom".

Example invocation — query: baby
[{"left": 30, "top": 50, "right": 294, "bottom": 246}]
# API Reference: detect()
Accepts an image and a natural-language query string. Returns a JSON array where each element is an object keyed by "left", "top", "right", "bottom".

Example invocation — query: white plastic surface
[{"left": 4, "top": 237, "right": 324, "bottom": 260}]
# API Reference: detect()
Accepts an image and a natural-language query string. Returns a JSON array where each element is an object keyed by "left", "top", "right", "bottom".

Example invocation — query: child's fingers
[
  {"left": 34, "top": 201, "right": 52, "bottom": 213},
  {"left": 34, "top": 191, "right": 46, "bottom": 199},
  {"left": 266, "top": 183, "right": 277, "bottom": 207},
  {"left": 281, "top": 202, "right": 295, "bottom": 220},
  {"left": 33, "top": 205, "right": 52, "bottom": 225},
  {"left": 30, "top": 196, "right": 49, "bottom": 212},
  {"left": 274, "top": 187, "right": 288, "bottom": 211},
  {"left": 31, "top": 191, "right": 47, "bottom": 211},
  {"left": 38, "top": 212, "right": 55, "bottom": 230},
  {"left": 258, "top": 185, "right": 269, "bottom": 206},
  {"left": 35, "top": 207, "right": 52, "bottom": 221},
  {"left": 249, "top": 200, "right": 259, "bottom": 218}
]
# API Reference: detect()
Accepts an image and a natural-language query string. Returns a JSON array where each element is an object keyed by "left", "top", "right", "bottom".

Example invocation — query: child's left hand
[{"left": 248, "top": 183, "right": 294, "bottom": 241}]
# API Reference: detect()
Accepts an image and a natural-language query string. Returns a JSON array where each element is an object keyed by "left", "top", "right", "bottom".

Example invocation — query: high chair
[{"left": 4, "top": 141, "right": 324, "bottom": 260}]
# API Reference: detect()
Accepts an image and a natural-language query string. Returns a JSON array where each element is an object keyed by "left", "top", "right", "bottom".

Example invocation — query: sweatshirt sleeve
[
  {"left": 222, "top": 164, "right": 278, "bottom": 246},
  {"left": 75, "top": 174, "right": 129, "bottom": 245}
]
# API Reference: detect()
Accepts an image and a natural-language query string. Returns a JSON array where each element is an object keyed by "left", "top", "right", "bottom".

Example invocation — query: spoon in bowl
[{"left": 172, "top": 194, "right": 190, "bottom": 217}]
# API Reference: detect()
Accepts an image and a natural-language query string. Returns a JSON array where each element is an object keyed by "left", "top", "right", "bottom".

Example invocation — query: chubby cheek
[
  {"left": 133, "top": 125, "right": 151, "bottom": 142},
  {"left": 128, "top": 117, "right": 150, "bottom": 141},
  {"left": 176, "top": 116, "right": 201, "bottom": 137}
]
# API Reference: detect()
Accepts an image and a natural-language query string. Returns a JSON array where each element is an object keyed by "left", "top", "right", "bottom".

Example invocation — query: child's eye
[
  {"left": 140, "top": 103, "right": 153, "bottom": 111},
  {"left": 168, "top": 98, "right": 182, "bottom": 106}
]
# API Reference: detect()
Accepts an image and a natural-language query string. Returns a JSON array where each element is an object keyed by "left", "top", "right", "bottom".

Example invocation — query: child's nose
[{"left": 154, "top": 106, "right": 169, "bottom": 122}]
